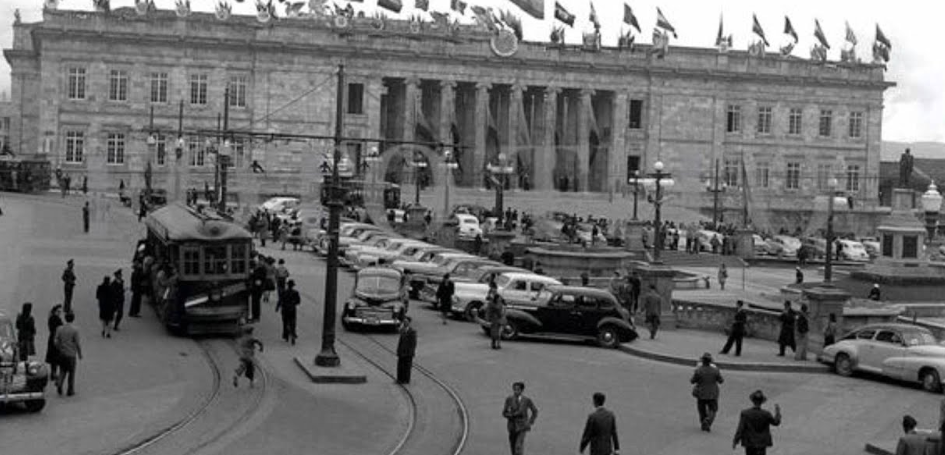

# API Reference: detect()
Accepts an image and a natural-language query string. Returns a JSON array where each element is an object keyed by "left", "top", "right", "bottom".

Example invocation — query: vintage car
[
  {"left": 0, "top": 312, "right": 49, "bottom": 412},
  {"left": 837, "top": 239, "right": 871, "bottom": 262},
  {"left": 452, "top": 272, "right": 562, "bottom": 321},
  {"left": 477, "top": 286, "right": 637, "bottom": 348},
  {"left": 417, "top": 257, "right": 502, "bottom": 303},
  {"left": 341, "top": 267, "right": 408, "bottom": 330},
  {"left": 315, "top": 223, "right": 385, "bottom": 256},
  {"left": 820, "top": 323, "right": 945, "bottom": 392},
  {"left": 392, "top": 251, "right": 475, "bottom": 297},
  {"left": 858, "top": 237, "right": 881, "bottom": 258},
  {"left": 454, "top": 213, "right": 483, "bottom": 239},
  {"left": 345, "top": 239, "right": 429, "bottom": 271},
  {"left": 764, "top": 235, "right": 802, "bottom": 258}
]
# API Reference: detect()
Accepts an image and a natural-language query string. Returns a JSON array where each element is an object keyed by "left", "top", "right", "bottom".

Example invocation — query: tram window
[
  {"left": 204, "top": 246, "right": 228, "bottom": 275},
  {"left": 182, "top": 247, "right": 200, "bottom": 276},
  {"left": 231, "top": 244, "right": 248, "bottom": 274}
]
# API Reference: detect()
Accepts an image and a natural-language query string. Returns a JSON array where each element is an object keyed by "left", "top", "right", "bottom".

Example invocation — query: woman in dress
[{"left": 46, "top": 304, "right": 64, "bottom": 380}]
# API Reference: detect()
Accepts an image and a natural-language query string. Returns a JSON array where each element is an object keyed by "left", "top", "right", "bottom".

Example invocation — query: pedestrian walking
[
  {"left": 96, "top": 276, "right": 114, "bottom": 338},
  {"left": 249, "top": 260, "right": 266, "bottom": 322},
  {"left": 276, "top": 279, "right": 301, "bottom": 344},
  {"left": 46, "top": 304, "right": 64, "bottom": 381},
  {"left": 54, "top": 311, "right": 82, "bottom": 396},
  {"left": 233, "top": 327, "right": 264, "bottom": 388},
  {"left": 436, "top": 273, "right": 455, "bottom": 325},
  {"left": 777, "top": 301, "right": 796, "bottom": 356},
  {"left": 111, "top": 270, "right": 126, "bottom": 331},
  {"left": 733, "top": 390, "right": 781, "bottom": 455},
  {"left": 82, "top": 201, "right": 90, "bottom": 233},
  {"left": 691, "top": 352, "right": 724, "bottom": 432},
  {"left": 823, "top": 313, "right": 838, "bottom": 347},
  {"left": 262, "top": 257, "right": 276, "bottom": 304},
  {"left": 868, "top": 283, "right": 881, "bottom": 301},
  {"left": 275, "top": 258, "right": 289, "bottom": 303},
  {"left": 396, "top": 317, "right": 417, "bottom": 384},
  {"left": 129, "top": 262, "right": 143, "bottom": 317},
  {"left": 642, "top": 284, "right": 662, "bottom": 339},
  {"left": 579, "top": 392, "right": 620, "bottom": 455},
  {"left": 628, "top": 272, "right": 641, "bottom": 313},
  {"left": 795, "top": 267, "right": 804, "bottom": 284},
  {"left": 795, "top": 303, "right": 810, "bottom": 361},
  {"left": 717, "top": 263, "right": 728, "bottom": 290},
  {"left": 485, "top": 281, "right": 507, "bottom": 349},
  {"left": 580, "top": 272, "right": 590, "bottom": 287},
  {"left": 81, "top": 176, "right": 88, "bottom": 195},
  {"left": 473, "top": 233, "right": 483, "bottom": 256},
  {"left": 721, "top": 300, "right": 747, "bottom": 356},
  {"left": 503, "top": 381, "right": 539, "bottom": 455},
  {"left": 15, "top": 303, "right": 37, "bottom": 361},
  {"left": 138, "top": 199, "right": 147, "bottom": 222}
]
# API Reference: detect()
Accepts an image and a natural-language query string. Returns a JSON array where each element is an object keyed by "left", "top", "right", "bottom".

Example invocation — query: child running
[{"left": 233, "top": 326, "right": 264, "bottom": 388}]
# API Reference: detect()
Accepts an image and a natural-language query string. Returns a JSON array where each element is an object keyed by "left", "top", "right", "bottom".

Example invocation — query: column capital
[
  {"left": 510, "top": 82, "right": 527, "bottom": 94},
  {"left": 440, "top": 79, "right": 457, "bottom": 90},
  {"left": 580, "top": 88, "right": 596, "bottom": 98},
  {"left": 475, "top": 81, "right": 492, "bottom": 92},
  {"left": 405, "top": 76, "right": 421, "bottom": 87},
  {"left": 545, "top": 86, "right": 562, "bottom": 95}
]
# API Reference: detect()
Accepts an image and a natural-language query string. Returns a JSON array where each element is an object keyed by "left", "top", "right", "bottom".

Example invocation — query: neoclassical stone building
[{"left": 3, "top": 8, "right": 893, "bottom": 227}]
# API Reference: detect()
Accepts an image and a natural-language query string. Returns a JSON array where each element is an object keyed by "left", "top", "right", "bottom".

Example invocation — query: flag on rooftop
[
  {"left": 623, "top": 4, "right": 641, "bottom": 33},
  {"left": 378, "top": 0, "right": 402, "bottom": 13},
  {"left": 655, "top": 8, "right": 677, "bottom": 38},
  {"left": 845, "top": 21, "right": 857, "bottom": 45},
  {"left": 875, "top": 24, "right": 891, "bottom": 48},
  {"left": 752, "top": 14, "right": 769, "bottom": 47},
  {"left": 784, "top": 16, "right": 798, "bottom": 43},
  {"left": 450, "top": 0, "right": 466, "bottom": 15},
  {"left": 814, "top": 19, "right": 830, "bottom": 49},
  {"left": 509, "top": 0, "right": 543, "bottom": 19},
  {"left": 414, "top": 0, "right": 428, "bottom": 12},
  {"left": 554, "top": 2, "right": 575, "bottom": 27}
]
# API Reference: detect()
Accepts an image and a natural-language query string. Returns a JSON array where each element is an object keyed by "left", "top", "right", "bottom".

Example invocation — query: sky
[{"left": 0, "top": 0, "right": 940, "bottom": 144}]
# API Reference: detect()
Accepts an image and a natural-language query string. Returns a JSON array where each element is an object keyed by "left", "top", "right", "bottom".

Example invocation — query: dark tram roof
[{"left": 146, "top": 203, "right": 252, "bottom": 242}]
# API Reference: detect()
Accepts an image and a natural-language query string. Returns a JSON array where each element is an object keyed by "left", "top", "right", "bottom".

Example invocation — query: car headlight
[
  {"left": 27, "top": 362, "right": 39, "bottom": 376},
  {"left": 345, "top": 302, "right": 356, "bottom": 311}
]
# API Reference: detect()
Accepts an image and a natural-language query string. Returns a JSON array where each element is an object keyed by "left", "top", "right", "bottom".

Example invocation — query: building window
[
  {"left": 726, "top": 105, "right": 741, "bottom": 133},
  {"left": 67, "top": 67, "right": 86, "bottom": 100},
  {"left": 347, "top": 83, "right": 364, "bottom": 115},
  {"left": 231, "top": 139, "right": 245, "bottom": 168},
  {"left": 788, "top": 108, "right": 802, "bottom": 135},
  {"left": 848, "top": 111, "right": 863, "bottom": 138},
  {"left": 150, "top": 72, "right": 168, "bottom": 103},
  {"left": 228, "top": 75, "right": 247, "bottom": 108},
  {"left": 786, "top": 162, "right": 800, "bottom": 189},
  {"left": 882, "top": 234, "right": 893, "bottom": 257},
  {"left": 189, "top": 138, "right": 204, "bottom": 167},
  {"left": 190, "top": 74, "right": 208, "bottom": 105},
  {"left": 756, "top": 106, "right": 772, "bottom": 134},
  {"left": 64, "top": 131, "right": 85, "bottom": 163},
  {"left": 628, "top": 99, "right": 644, "bottom": 129},
  {"left": 903, "top": 235, "right": 918, "bottom": 259},
  {"left": 106, "top": 133, "right": 125, "bottom": 164},
  {"left": 154, "top": 135, "right": 166, "bottom": 166},
  {"left": 816, "top": 164, "right": 832, "bottom": 190},
  {"left": 846, "top": 164, "right": 860, "bottom": 192},
  {"left": 723, "top": 158, "right": 740, "bottom": 187},
  {"left": 819, "top": 109, "right": 833, "bottom": 137},
  {"left": 108, "top": 69, "right": 129, "bottom": 102},
  {"left": 755, "top": 162, "right": 770, "bottom": 188}
]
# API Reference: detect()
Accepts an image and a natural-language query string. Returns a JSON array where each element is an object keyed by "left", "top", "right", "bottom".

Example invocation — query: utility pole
[
  {"left": 219, "top": 88, "right": 229, "bottom": 213},
  {"left": 315, "top": 64, "right": 345, "bottom": 368},
  {"left": 174, "top": 100, "right": 184, "bottom": 203},
  {"left": 214, "top": 113, "right": 221, "bottom": 207},
  {"left": 712, "top": 159, "right": 721, "bottom": 228}
]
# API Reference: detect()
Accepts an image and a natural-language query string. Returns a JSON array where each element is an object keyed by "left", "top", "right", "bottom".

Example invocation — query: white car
[
  {"left": 451, "top": 272, "right": 562, "bottom": 321},
  {"left": 768, "top": 235, "right": 801, "bottom": 258},
  {"left": 454, "top": 214, "right": 483, "bottom": 238},
  {"left": 260, "top": 197, "right": 300, "bottom": 214},
  {"left": 347, "top": 239, "right": 430, "bottom": 270},
  {"left": 837, "top": 239, "right": 870, "bottom": 262},
  {"left": 820, "top": 323, "right": 945, "bottom": 393}
]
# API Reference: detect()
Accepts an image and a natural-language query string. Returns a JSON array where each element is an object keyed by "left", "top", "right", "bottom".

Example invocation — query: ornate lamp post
[
  {"left": 364, "top": 145, "right": 381, "bottom": 204},
  {"left": 921, "top": 181, "right": 943, "bottom": 240},
  {"left": 627, "top": 170, "right": 641, "bottom": 221},
  {"left": 487, "top": 152, "right": 515, "bottom": 228},
  {"left": 442, "top": 147, "right": 459, "bottom": 217},
  {"left": 825, "top": 177, "right": 839, "bottom": 282},
  {"left": 644, "top": 161, "right": 674, "bottom": 263},
  {"left": 409, "top": 152, "right": 428, "bottom": 206}
]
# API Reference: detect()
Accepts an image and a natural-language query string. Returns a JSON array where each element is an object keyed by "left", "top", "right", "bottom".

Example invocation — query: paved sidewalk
[{"left": 620, "top": 327, "right": 830, "bottom": 373}]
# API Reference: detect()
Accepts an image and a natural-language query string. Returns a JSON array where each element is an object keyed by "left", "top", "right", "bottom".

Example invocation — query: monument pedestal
[
  {"left": 802, "top": 285, "right": 850, "bottom": 355},
  {"left": 634, "top": 262, "right": 677, "bottom": 329},
  {"left": 486, "top": 230, "right": 516, "bottom": 260},
  {"left": 624, "top": 220, "right": 646, "bottom": 251}
]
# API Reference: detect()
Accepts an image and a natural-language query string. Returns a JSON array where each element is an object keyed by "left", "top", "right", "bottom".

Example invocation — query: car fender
[
  {"left": 505, "top": 309, "right": 542, "bottom": 330},
  {"left": 596, "top": 317, "right": 634, "bottom": 332},
  {"left": 899, "top": 357, "right": 945, "bottom": 381}
]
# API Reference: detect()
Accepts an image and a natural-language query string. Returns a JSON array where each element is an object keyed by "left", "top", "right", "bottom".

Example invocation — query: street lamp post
[
  {"left": 487, "top": 153, "right": 514, "bottom": 228},
  {"left": 645, "top": 161, "right": 674, "bottom": 263},
  {"left": 173, "top": 100, "right": 185, "bottom": 203},
  {"left": 442, "top": 147, "right": 458, "bottom": 217},
  {"left": 921, "top": 181, "right": 943, "bottom": 240},
  {"left": 705, "top": 159, "right": 726, "bottom": 228},
  {"left": 628, "top": 170, "right": 641, "bottom": 221},
  {"left": 364, "top": 145, "right": 381, "bottom": 205},
  {"left": 825, "top": 177, "right": 839, "bottom": 283},
  {"left": 410, "top": 153, "right": 428, "bottom": 206}
]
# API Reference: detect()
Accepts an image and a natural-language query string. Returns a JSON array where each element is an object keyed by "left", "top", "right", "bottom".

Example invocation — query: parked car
[
  {"left": 801, "top": 237, "right": 828, "bottom": 259},
  {"left": 752, "top": 234, "right": 768, "bottom": 256},
  {"left": 260, "top": 196, "right": 300, "bottom": 214},
  {"left": 820, "top": 324, "right": 945, "bottom": 393},
  {"left": 477, "top": 286, "right": 637, "bottom": 348},
  {"left": 454, "top": 213, "right": 484, "bottom": 239},
  {"left": 696, "top": 230, "right": 723, "bottom": 252},
  {"left": 454, "top": 265, "right": 531, "bottom": 285},
  {"left": 452, "top": 272, "right": 562, "bottom": 321},
  {"left": 393, "top": 251, "right": 476, "bottom": 298},
  {"left": 858, "top": 237, "right": 881, "bottom": 258},
  {"left": 341, "top": 267, "right": 408, "bottom": 330},
  {"left": 346, "top": 239, "right": 430, "bottom": 271},
  {"left": 766, "top": 235, "right": 801, "bottom": 258},
  {"left": 838, "top": 239, "right": 870, "bottom": 262},
  {"left": 418, "top": 257, "right": 502, "bottom": 303},
  {"left": 0, "top": 312, "right": 49, "bottom": 412}
]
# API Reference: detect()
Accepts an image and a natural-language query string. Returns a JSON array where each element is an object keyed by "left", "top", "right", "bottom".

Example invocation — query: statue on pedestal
[{"left": 899, "top": 148, "right": 914, "bottom": 187}]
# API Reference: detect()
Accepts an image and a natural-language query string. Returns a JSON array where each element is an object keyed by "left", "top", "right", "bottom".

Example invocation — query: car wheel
[
  {"left": 922, "top": 369, "right": 942, "bottom": 393},
  {"left": 597, "top": 325, "right": 620, "bottom": 349},
  {"left": 835, "top": 353, "right": 854, "bottom": 377},
  {"left": 24, "top": 399, "right": 45, "bottom": 413},
  {"left": 502, "top": 321, "right": 520, "bottom": 340},
  {"left": 465, "top": 302, "right": 483, "bottom": 322}
]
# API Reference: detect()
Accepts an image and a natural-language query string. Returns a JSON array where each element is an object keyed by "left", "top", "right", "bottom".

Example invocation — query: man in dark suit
[
  {"left": 733, "top": 390, "right": 781, "bottom": 455},
  {"left": 691, "top": 352, "right": 724, "bottom": 432},
  {"left": 580, "top": 392, "right": 620, "bottom": 455},
  {"left": 896, "top": 415, "right": 932, "bottom": 455},
  {"left": 396, "top": 317, "right": 417, "bottom": 384},
  {"left": 721, "top": 300, "right": 747, "bottom": 356},
  {"left": 503, "top": 381, "right": 539, "bottom": 455}
]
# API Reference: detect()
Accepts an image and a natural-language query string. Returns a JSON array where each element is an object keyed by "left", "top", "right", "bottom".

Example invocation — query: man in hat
[
  {"left": 795, "top": 267, "right": 804, "bottom": 284},
  {"left": 691, "top": 353, "right": 724, "bottom": 432},
  {"left": 396, "top": 316, "right": 417, "bottom": 384},
  {"left": 62, "top": 259, "right": 77, "bottom": 314},
  {"left": 111, "top": 270, "right": 126, "bottom": 331},
  {"left": 733, "top": 390, "right": 781, "bottom": 455}
]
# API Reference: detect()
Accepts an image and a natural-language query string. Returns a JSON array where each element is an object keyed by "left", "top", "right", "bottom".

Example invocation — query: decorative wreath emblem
[
  {"left": 409, "top": 20, "right": 421, "bottom": 34},
  {"left": 490, "top": 29, "right": 518, "bottom": 57},
  {"left": 333, "top": 15, "right": 350, "bottom": 29}
]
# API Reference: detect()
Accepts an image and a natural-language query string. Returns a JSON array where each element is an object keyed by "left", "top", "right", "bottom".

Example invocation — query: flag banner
[
  {"left": 784, "top": 16, "right": 798, "bottom": 43},
  {"left": 589, "top": 1, "right": 599, "bottom": 29},
  {"left": 623, "top": 4, "right": 641, "bottom": 33},
  {"left": 814, "top": 19, "right": 830, "bottom": 49},
  {"left": 414, "top": 0, "right": 428, "bottom": 12},
  {"left": 845, "top": 21, "right": 857, "bottom": 45},
  {"left": 430, "top": 10, "right": 449, "bottom": 27},
  {"left": 554, "top": 2, "right": 575, "bottom": 27},
  {"left": 872, "top": 41, "right": 890, "bottom": 63},
  {"left": 450, "top": 0, "right": 466, "bottom": 14},
  {"left": 509, "top": 0, "right": 543, "bottom": 19},
  {"left": 378, "top": 0, "right": 402, "bottom": 13},
  {"left": 752, "top": 14, "right": 769, "bottom": 46},
  {"left": 286, "top": 1, "right": 304, "bottom": 16},
  {"left": 656, "top": 7, "right": 677, "bottom": 38},
  {"left": 876, "top": 24, "right": 891, "bottom": 48},
  {"left": 779, "top": 42, "right": 794, "bottom": 57},
  {"left": 649, "top": 29, "right": 668, "bottom": 58},
  {"left": 716, "top": 15, "right": 723, "bottom": 45}
]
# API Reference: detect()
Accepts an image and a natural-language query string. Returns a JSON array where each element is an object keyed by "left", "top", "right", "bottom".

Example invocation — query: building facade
[{"left": 3, "top": 8, "right": 892, "bottom": 227}]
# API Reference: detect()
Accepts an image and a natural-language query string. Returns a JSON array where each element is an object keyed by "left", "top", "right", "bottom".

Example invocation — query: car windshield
[
  {"left": 903, "top": 331, "right": 938, "bottom": 346},
  {"left": 356, "top": 275, "right": 401, "bottom": 294},
  {"left": 535, "top": 289, "right": 555, "bottom": 305},
  {"left": 495, "top": 275, "right": 512, "bottom": 288}
]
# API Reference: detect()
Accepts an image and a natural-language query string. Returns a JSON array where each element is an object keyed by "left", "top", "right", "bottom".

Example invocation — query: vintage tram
[
  {"left": 142, "top": 203, "right": 252, "bottom": 335},
  {"left": 319, "top": 176, "right": 401, "bottom": 210},
  {"left": 0, "top": 158, "right": 51, "bottom": 193}
]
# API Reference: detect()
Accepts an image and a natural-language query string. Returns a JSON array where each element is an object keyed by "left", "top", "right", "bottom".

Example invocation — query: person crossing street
[
  {"left": 62, "top": 259, "right": 76, "bottom": 314},
  {"left": 276, "top": 279, "right": 301, "bottom": 344},
  {"left": 436, "top": 273, "right": 455, "bottom": 325}
]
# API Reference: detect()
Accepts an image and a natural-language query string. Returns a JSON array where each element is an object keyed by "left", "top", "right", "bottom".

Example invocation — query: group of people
[
  {"left": 94, "top": 270, "right": 130, "bottom": 338},
  {"left": 718, "top": 299, "right": 839, "bottom": 361},
  {"left": 14, "top": 300, "right": 83, "bottom": 397},
  {"left": 247, "top": 255, "right": 301, "bottom": 344},
  {"left": 247, "top": 209, "right": 304, "bottom": 250}
]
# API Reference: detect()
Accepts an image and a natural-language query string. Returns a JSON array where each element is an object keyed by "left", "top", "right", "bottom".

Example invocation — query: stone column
[
  {"left": 403, "top": 76, "right": 420, "bottom": 143},
  {"left": 537, "top": 86, "right": 559, "bottom": 191},
  {"left": 439, "top": 80, "right": 456, "bottom": 147},
  {"left": 508, "top": 83, "right": 525, "bottom": 190},
  {"left": 802, "top": 285, "right": 850, "bottom": 355},
  {"left": 474, "top": 82, "right": 491, "bottom": 187},
  {"left": 612, "top": 92, "right": 630, "bottom": 195},
  {"left": 633, "top": 263, "right": 677, "bottom": 330},
  {"left": 577, "top": 89, "right": 593, "bottom": 192}
]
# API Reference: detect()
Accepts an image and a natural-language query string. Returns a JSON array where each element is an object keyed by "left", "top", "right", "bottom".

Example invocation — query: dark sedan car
[
  {"left": 341, "top": 267, "right": 408, "bottom": 331},
  {"left": 0, "top": 312, "right": 49, "bottom": 412},
  {"left": 479, "top": 286, "right": 637, "bottom": 348}
]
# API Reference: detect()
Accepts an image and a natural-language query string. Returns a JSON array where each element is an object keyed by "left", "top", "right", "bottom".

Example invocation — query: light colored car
[
  {"left": 451, "top": 272, "right": 562, "bottom": 321},
  {"left": 858, "top": 237, "right": 881, "bottom": 258},
  {"left": 393, "top": 251, "right": 476, "bottom": 297},
  {"left": 347, "top": 239, "right": 430, "bottom": 270},
  {"left": 766, "top": 235, "right": 801, "bottom": 258},
  {"left": 454, "top": 213, "right": 483, "bottom": 238},
  {"left": 260, "top": 197, "right": 300, "bottom": 214},
  {"left": 752, "top": 234, "right": 768, "bottom": 256},
  {"left": 696, "top": 230, "right": 723, "bottom": 252},
  {"left": 838, "top": 239, "right": 870, "bottom": 262},
  {"left": 820, "top": 323, "right": 945, "bottom": 392}
]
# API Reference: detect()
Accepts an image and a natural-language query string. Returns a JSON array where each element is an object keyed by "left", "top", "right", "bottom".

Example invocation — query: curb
[
  {"left": 617, "top": 344, "right": 831, "bottom": 374},
  {"left": 864, "top": 442, "right": 892, "bottom": 455}
]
